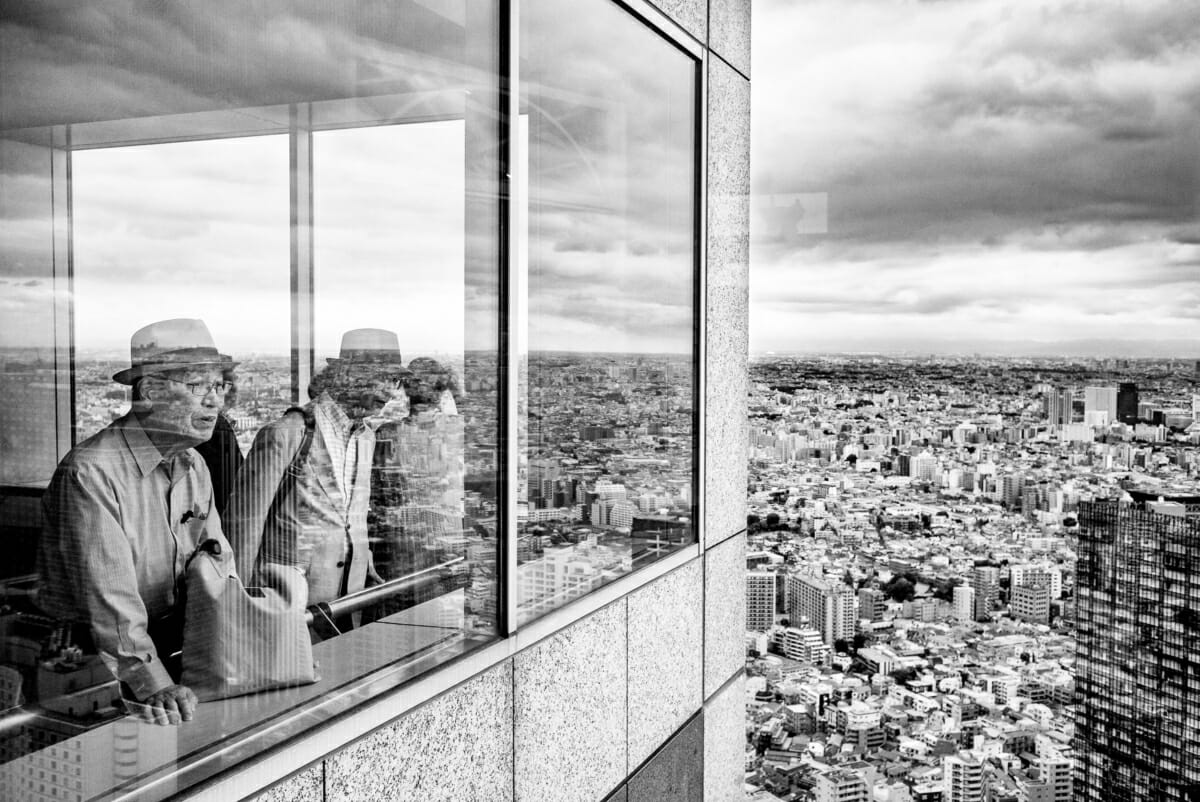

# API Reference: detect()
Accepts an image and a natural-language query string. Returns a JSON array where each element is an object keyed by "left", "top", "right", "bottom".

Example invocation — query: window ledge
[{"left": 116, "top": 543, "right": 700, "bottom": 802}]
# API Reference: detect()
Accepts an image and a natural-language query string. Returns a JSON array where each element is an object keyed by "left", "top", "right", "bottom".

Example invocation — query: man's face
[
  {"left": 337, "top": 379, "right": 408, "bottom": 426},
  {"left": 142, "top": 369, "right": 224, "bottom": 444}
]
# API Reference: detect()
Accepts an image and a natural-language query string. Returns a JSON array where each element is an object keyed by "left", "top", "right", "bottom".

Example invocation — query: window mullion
[{"left": 289, "top": 103, "right": 314, "bottom": 403}]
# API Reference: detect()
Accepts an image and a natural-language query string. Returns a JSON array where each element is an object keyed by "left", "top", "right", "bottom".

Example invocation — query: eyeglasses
[{"left": 159, "top": 377, "right": 231, "bottom": 397}]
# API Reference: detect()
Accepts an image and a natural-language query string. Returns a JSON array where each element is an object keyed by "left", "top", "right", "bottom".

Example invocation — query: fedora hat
[
  {"left": 113, "top": 318, "right": 235, "bottom": 385},
  {"left": 330, "top": 328, "right": 404, "bottom": 365}
]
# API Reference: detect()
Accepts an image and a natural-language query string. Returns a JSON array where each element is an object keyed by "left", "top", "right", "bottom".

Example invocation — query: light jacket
[{"left": 225, "top": 396, "right": 373, "bottom": 608}]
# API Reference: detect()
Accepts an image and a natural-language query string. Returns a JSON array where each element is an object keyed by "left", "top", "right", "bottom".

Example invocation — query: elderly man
[{"left": 38, "top": 318, "right": 235, "bottom": 725}]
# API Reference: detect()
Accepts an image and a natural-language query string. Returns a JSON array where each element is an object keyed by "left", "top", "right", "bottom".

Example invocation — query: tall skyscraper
[
  {"left": 1117, "top": 382, "right": 1139, "bottom": 425},
  {"left": 1075, "top": 493, "right": 1200, "bottom": 801}
]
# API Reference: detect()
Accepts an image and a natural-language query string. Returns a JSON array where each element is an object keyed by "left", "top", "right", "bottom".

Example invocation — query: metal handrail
[{"left": 304, "top": 556, "right": 466, "bottom": 625}]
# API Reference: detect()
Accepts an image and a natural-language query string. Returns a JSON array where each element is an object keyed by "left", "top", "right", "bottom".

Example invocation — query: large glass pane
[
  {"left": 517, "top": 0, "right": 698, "bottom": 622},
  {"left": 0, "top": 2, "right": 501, "bottom": 797},
  {"left": 71, "top": 137, "right": 291, "bottom": 447}
]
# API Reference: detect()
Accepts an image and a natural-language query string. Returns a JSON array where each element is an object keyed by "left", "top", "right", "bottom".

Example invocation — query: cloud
[{"left": 751, "top": 0, "right": 1200, "bottom": 353}]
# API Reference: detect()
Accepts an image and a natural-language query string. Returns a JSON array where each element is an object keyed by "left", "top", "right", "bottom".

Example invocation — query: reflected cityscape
[
  {"left": 742, "top": 354, "right": 1200, "bottom": 801},
  {"left": 517, "top": 351, "right": 694, "bottom": 621}
]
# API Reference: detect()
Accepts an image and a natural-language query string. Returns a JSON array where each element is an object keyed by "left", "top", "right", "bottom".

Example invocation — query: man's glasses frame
[{"left": 155, "top": 376, "right": 232, "bottom": 397}]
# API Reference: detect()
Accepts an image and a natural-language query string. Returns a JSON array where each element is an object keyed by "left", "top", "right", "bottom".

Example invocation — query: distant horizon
[{"left": 750, "top": 337, "right": 1200, "bottom": 361}]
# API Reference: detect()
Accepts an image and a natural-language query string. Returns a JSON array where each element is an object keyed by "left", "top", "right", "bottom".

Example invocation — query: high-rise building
[
  {"left": 1075, "top": 493, "right": 1200, "bottom": 801},
  {"left": 1117, "top": 382, "right": 1139, "bottom": 425},
  {"left": 944, "top": 752, "right": 985, "bottom": 802},
  {"left": 1084, "top": 386, "right": 1118, "bottom": 422},
  {"left": 747, "top": 571, "right": 777, "bottom": 631},
  {"left": 953, "top": 584, "right": 975, "bottom": 623},
  {"left": 788, "top": 573, "right": 859, "bottom": 647},
  {"left": 971, "top": 566, "right": 1000, "bottom": 621},
  {"left": 1044, "top": 388, "right": 1072, "bottom": 426},
  {"left": 1000, "top": 473, "right": 1025, "bottom": 510},
  {"left": 910, "top": 450, "right": 938, "bottom": 483}
]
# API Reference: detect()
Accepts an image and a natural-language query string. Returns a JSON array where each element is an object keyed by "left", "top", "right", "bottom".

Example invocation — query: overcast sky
[{"left": 750, "top": 0, "right": 1200, "bottom": 356}]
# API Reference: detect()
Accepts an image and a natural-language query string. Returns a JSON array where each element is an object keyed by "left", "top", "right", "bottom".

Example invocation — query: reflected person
[
  {"left": 225, "top": 329, "right": 409, "bottom": 635},
  {"left": 369, "top": 356, "right": 466, "bottom": 613},
  {"left": 38, "top": 318, "right": 236, "bottom": 726}
]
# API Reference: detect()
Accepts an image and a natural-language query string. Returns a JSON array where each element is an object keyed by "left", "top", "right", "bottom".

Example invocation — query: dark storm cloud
[{"left": 753, "top": 0, "right": 1200, "bottom": 259}]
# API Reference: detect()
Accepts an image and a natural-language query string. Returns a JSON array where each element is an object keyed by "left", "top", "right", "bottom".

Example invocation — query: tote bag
[{"left": 180, "top": 538, "right": 317, "bottom": 701}]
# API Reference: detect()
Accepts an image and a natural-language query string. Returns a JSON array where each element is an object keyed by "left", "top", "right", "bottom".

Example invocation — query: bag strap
[
  {"left": 285, "top": 405, "right": 317, "bottom": 469},
  {"left": 257, "top": 406, "right": 317, "bottom": 571},
  {"left": 270, "top": 406, "right": 316, "bottom": 503}
]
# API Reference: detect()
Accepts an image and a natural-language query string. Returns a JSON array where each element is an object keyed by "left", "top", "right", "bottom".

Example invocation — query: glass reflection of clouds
[
  {"left": 73, "top": 137, "right": 290, "bottom": 354},
  {"left": 516, "top": 0, "right": 698, "bottom": 622},
  {"left": 314, "top": 121, "right": 465, "bottom": 362}
]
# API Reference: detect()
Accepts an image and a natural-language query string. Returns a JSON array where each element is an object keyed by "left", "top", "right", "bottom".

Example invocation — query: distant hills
[{"left": 757, "top": 338, "right": 1200, "bottom": 359}]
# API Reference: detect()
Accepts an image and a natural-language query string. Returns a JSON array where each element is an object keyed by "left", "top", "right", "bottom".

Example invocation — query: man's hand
[{"left": 133, "top": 684, "right": 198, "bottom": 726}]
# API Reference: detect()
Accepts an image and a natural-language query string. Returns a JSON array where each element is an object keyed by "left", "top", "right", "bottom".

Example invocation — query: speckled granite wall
[
  {"left": 627, "top": 559, "right": 704, "bottom": 769},
  {"left": 323, "top": 662, "right": 513, "bottom": 801},
  {"left": 703, "top": 672, "right": 746, "bottom": 802},
  {"left": 704, "top": 532, "right": 746, "bottom": 698},
  {"left": 514, "top": 602, "right": 628, "bottom": 802},
  {"left": 708, "top": 0, "right": 751, "bottom": 78},
  {"left": 704, "top": 54, "right": 750, "bottom": 553},
  {"left": 628, "top": 714, "right": 704, "bottom": 802},
  {"left": 247, "top": 763, "right": 323, "bottom": 802},
  {"left": 647, "top": 0, "right": 706, "bottom": 42},
  {"left": 603, "top": 785, "right": 629, "bottom": 802}
]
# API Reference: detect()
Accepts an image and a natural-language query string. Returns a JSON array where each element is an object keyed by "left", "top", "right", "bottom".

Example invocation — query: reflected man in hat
[
  {"left": 38, "top": 318, "right": 236, "bottom": 725},
  {"left": 225, "top": 329, "right": 409, "bottom": 634}
]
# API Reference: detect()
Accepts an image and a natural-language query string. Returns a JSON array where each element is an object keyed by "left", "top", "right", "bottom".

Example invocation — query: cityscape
[{"left": 740, "top": 354, "right": 1200, "bottom": 801}]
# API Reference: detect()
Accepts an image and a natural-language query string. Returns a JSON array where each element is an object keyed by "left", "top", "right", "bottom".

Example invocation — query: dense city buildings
[{"left": 742, "top": 354, "right": 1200, "bottom": 801}]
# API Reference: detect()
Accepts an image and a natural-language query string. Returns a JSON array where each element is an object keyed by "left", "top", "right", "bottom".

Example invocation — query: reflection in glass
[
  {"left": 0, "top": 1, "right": 500, "bottom": 797},
  {"left": 71, "top": 137, "right": 290, "bottom": 447},
  {"left": 517, "top": 0, "right": 698, "bottom": 622}
]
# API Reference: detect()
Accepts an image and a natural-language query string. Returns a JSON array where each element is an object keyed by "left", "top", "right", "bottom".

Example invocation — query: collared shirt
[
  {"left": 312, "top": 393, "right": 364, "bottom": 515},
  {"left": 38, "top": 413, "right": 224, "bottom": 699}
]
